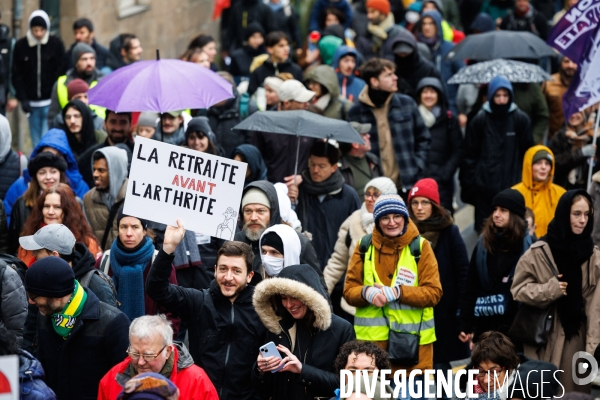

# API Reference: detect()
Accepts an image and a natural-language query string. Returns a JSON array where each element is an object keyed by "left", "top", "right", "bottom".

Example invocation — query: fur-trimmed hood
[{"left": 253, "top": 264, "right": 331, "bottom": 334}]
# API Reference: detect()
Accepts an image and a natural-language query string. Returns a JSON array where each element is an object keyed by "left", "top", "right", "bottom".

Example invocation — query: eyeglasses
[
  {"left": 476, "top": 367, "right": 504, "bottom": 378},
  {"left": 127, "top": 345, "right": 168, "bottom": 361},
  {"left": 410, "top": 200, "right": 432, "bottom": 207},
  {"left": 379, "top": 214, "right": 404, "bottom": 224},
  {"left": 364, "top": 192, "right": 381, "bottom": 200}
]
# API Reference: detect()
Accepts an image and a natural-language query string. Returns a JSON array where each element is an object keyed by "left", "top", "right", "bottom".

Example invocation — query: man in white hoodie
[
  {"left": 83, "top": 146, "right": 129, "bottom": 250},
  {"left": 12, "top": 10, "right": 65, "bottom": 147}
]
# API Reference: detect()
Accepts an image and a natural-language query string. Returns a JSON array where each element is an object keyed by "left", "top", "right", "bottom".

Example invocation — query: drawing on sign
[
  {"left": 216, "top": 207, "right": 237, "bottom": 240},
  {"left": 123, "top": 137, "right": 247, "bottom": 239}
]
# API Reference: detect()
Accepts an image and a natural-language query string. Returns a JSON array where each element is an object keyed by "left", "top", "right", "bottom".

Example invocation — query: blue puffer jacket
[
  {"left": 332, "top": 46, "right": 366, "bottom": 103},
  {"left": 4, "top": 129, "right": 89, "bottom": 223},
  {"left": 415, "top": 10, "right": 464, "bottom": 115},
  {"left": 19, "top": 350, "right": 56, "bottom": 400}
]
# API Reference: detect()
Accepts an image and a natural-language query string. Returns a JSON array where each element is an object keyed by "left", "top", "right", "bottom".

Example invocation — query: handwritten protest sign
[
  {"left": 123, "top": 137, "right": 247, "bottom": 240},
  {"left": 0, "top": 355, "right": 18, "bottom": 400}
]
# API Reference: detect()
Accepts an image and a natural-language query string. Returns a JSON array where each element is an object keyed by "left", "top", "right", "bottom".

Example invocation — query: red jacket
[{"left": 97, "top": 344, "right": 218, "bottom": 400}]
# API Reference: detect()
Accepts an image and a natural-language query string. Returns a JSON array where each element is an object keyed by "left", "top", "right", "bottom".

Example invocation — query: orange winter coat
[
  {"left": 343, "top": 219, "right": 442, "bottom": 372},
  {"left": 513, "top": 145, "right": 566, "bottom": 238}
]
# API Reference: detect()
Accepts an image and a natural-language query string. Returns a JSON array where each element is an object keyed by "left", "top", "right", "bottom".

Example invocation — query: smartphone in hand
[{"left": 259, "top": 341, "right": 285, "bottom": 373}]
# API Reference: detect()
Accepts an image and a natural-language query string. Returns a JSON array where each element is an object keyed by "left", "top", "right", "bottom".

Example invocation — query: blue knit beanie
[{"left": 373, "top": 194, "right": 409, "bottom": 234}]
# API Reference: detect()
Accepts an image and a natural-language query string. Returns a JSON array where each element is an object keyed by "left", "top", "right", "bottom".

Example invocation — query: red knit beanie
[
  {"left": 366, "top": 0, "right": 391, "bottom": 15},
  {"left": 408, "top": 178, "right": 440, "bottom": 205},
  {"left": 67, "top": 78, "right": 89, "bottom": 100}
]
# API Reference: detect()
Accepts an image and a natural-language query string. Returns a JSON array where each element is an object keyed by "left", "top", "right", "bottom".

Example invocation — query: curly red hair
[{"left": 21, "top": 183, "right": 100, "bottom": 249}]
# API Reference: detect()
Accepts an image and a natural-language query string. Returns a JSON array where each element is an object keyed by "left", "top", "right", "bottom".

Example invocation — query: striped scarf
[{"left": 51, "top": 280, "right": 87, "bottom": 339}]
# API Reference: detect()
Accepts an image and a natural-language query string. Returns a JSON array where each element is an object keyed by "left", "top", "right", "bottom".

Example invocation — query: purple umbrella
[{"left": 88, "top": 58, "right": 233, "bottom": 112}]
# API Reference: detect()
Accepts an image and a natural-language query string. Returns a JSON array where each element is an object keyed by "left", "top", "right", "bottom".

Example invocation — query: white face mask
[{"left": 262, "top": 255, "right": 285, "bottom": 277}]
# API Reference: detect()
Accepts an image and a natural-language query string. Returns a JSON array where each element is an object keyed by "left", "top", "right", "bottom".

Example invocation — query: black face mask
[{"left": 490, "top": 90, "right": 512, "bottom": 114}]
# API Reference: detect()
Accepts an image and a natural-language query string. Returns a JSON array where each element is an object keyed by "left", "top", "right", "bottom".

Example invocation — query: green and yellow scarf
[{"left": 51, "top": 280, "right": 87, "bottom": 339}]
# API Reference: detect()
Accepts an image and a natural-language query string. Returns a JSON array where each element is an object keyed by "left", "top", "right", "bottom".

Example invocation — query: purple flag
[{"left": 547, "top": 0, "right": 600, "bottom": 118}]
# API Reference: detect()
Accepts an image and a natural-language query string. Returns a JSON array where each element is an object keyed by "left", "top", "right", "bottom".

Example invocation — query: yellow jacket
[{"left": 513, "top": 145, "right": 566, "bottom": 237}]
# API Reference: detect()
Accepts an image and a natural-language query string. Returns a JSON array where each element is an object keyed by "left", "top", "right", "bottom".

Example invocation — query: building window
[{"left": 118, "top": 0, "right": 150, "bottom": 19}]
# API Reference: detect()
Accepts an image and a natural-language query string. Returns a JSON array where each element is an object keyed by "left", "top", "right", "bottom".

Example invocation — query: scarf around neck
[
  {"left": 418, "top": 104, "right": 437, "bottom": 128},
  {"left": 413, "top": 209, "right": 453, "bottom": 249},
  {"left": 360, "top": 202, "right": 375, "bottom": 232},
  {"left": 539, "top": 189, "right": 593, "bottom": 340},
  {"left": 110, "top": 236, "right": 156, "bottom": 321},
  {"left": 51, "top": 280, "right": 87, "bottom": 339},
  {"left": 368, "top": 87, "right": 392, "bottom": 108},
  {"left": 300, "top": 169, "right": 345, "bottom": 196}
]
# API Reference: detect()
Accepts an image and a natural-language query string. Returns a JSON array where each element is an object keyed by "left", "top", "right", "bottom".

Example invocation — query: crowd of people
[{"left": 0, "top": 0, "right": 599, "bottom": 399}]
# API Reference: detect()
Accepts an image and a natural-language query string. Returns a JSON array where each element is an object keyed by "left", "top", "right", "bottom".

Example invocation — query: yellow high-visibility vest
[
  {"left": 56, "top": 75, "right": 106, "bottom": 118},
  {"left": 354, "top": 236, "right": 436, "bottom": 344}
]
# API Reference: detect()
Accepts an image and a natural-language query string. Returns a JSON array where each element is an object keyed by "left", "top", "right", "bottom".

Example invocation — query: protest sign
[
  {"left": 123, "top": 137, "right": 247, "bottom": 240},
  {"left": 0, "top": 355, "right": 18, "bottom": 400},
  {"left": 547, "top": 0, "right": 600, "bottom": 118}
]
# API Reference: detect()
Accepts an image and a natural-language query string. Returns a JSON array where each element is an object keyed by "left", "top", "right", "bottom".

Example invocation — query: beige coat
[
  {"left": 511, "top": 240, "right": 600, "bottom": 392},
  {"left": 323, "top": 207, "right": 371, "bottom": 314}
]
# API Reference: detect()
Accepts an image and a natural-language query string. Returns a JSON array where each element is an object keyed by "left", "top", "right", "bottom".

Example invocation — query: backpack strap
[
  {"left": 239, "top": 92, "right": 250, "bottom": 120},
  {"left": 80, "top": 269, "right": 96, "bottom": 288},
  {"left": 100, "top": 251, "right": 111, "bottom": 275},
  {"left": 345, "top": 230, "right": 352, "bottom": 248},
  {"left": 409, "top": 235, "right": 422, "bottom": 265},
  {"left": 101, "top": 202, "right": 123, "bottom": 250},
  {"left": 359, "top": 233, "right": 373, "bottom": 263}
]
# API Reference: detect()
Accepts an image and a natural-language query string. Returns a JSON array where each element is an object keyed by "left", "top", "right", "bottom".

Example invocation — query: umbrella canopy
[
  {"left": 445, "top": 31, "right": 556, "bottom": 61},
  {"left": 88, "top": 59, "right": 233, "bottom": 112},
  {"left": 233, "top": 110, "right": 365, "bottom": 144},
  {"left": 447, "top": 59, "right": 553, "bottom": 84}
]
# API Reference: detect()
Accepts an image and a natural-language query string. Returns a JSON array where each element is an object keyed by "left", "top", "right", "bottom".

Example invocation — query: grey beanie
[
  {"left": 137, "top": 112, "right": 159, "bottom": 128},
  {"left": 72, "top": 42, "right": 96, "bottom": 65}
]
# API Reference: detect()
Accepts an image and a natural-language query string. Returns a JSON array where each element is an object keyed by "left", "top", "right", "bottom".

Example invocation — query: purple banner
[{"left": 547, "top": 0, "right": 600, "bottom": 118}]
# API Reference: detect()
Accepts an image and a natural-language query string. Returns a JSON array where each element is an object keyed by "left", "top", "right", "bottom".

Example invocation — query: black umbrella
[
  {"left": 233, "top": 110, "right": 365, "bottom": 178},
  {"left": 447, "top": 59, "right": 552, "bottom": 84},
  {"left": 445, "top": 31, "right": 556, "bottom": 61}
]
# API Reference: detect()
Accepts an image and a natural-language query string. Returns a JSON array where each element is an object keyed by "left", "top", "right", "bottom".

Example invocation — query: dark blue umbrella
[{"left": 233, "top": 110, "right": 365, "bottom": 179}]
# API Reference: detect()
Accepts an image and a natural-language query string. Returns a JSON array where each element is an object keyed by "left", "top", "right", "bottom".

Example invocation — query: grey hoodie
[
  {"left": 0, "top": 114, "right": 12, "bottom": 163},
  {"left": 92, "top": 146, "right": 128, "bottom": 209}
]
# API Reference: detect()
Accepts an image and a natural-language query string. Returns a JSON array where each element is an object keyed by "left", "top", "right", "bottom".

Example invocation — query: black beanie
[
  {"left": 28, "top": 152, "right": 68, "bottom": 177},
  {"left": 261, "top": 232, "right": 285, "bottom": 255},
  {"left": 25, "top": 257, "right": 75, "bottom": 298},
  {"left": 185, "top": 117, "right": 217, "bottom": 143},
  {"left": 30, "top": 16, "right": 47, "bottom": 29},
  {"left": 117, "top": 207, "right": 148, "bottom": 230},
  {"left": 244, "top": 22, "right": 265, "bottom": 41},
  {"left": 492, "top": 189, "right": 526, "bottom": 219}
]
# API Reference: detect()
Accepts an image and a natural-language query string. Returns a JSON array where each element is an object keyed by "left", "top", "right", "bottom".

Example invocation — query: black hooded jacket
[
  {"left": 225, "top": 0, "right": 274, "bottom": 52},
  {"left": 251, "top": 264, "right": 355, "bottom": 399},
  {"left": 390, "top": 31, "right": 441, "bottom": 99},
  {"left": 146, "top": 250, "right": 267, "bottom": 400},
  {"left": 231, "top": 144, "right": 268, "bottom": 186},
  {"left": 233, "top": 181, "right": 323, "bottom": 287},
  {"left": 416, "top": 77, "right": 463, "bottom": 211},
  {"left": 62, "top": 99, "right": 100, "bottom": 159},
  {"left": 205, "top": 89, "right": 258, "bottom": 155},
  {"left": 248, "top": 57, "right": 304, "bottom": 96}
]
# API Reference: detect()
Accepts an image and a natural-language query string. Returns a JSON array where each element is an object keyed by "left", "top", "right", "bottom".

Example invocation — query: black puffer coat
[
  {"left": 251, "top": 264, "right": 355, "bottom": 400},
  {"left": 146, "top": 249, "right": 267, "bottom": 400}
]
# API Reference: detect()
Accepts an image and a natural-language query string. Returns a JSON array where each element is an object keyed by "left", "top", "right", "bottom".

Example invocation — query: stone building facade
[{"left": 0, "top": 0, "right": 218, "bottom": 59}]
